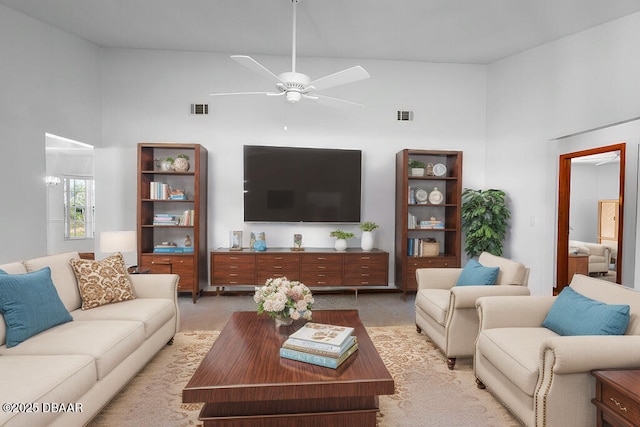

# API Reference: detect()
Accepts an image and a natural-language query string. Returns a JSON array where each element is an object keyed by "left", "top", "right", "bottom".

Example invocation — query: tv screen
[{"left": 243, "top": 145, "right": 362, "bottom": 222}]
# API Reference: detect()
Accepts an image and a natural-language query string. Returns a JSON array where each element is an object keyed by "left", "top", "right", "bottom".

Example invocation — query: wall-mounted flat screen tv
[{"left": 243, "top": 145, "right": 362, "bottom": 222}]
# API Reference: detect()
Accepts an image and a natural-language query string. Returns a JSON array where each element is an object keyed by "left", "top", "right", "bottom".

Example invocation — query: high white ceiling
[{"left": 2, "top": 0, "right": 640, "bottom": 64}]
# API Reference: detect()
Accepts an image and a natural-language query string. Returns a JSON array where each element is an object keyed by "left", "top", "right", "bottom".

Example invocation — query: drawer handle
[
  {"left": 230, "top": 257, "right": 239, "bottom": 260},
  {"left": 274, "top": 256, "right": 283, "bottom": 260},
  {"left": 229, "top": 273, "right": 238, "bottom": 277},
  {"left": 361, "top": 266, "right": 369, "bottom": 269},
  {"left": 317, "top": 266, "right": 326, "bottom": 270},
  {"left": 273, "top": 266, "right": 282, "bottom": 269},
  {"left": 317, "top": 257, "right": 327, "bottom": 260},
  {"left": 318, "top": 274, "right": 326, "bottom": 277},
  {"left": 610, "top": 397, "right": 628, "bottom": 412},
  {"left": 361, "top": 256, "right": 370, "bottom": 260}
]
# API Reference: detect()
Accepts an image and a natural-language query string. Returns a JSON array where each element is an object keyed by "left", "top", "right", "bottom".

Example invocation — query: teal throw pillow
[
  {"left": 455, "top": 259, "right": 500, "bottom": 286},
  {"left": 0, "top": 267, "right": 73, "bottom": 347},
  {"left": 542, "top": 287, "right": 630, "bottom": 336}
]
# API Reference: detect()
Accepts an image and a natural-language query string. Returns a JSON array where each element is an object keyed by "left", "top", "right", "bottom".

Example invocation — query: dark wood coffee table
[{"left": 182, "top": 310, "right": 394, "bottom": 426}]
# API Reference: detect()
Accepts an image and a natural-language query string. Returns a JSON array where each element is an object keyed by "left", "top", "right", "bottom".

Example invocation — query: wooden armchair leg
[
  {"left": 476, "top": 378, "right": 486, "bottom": 389},
  {"left": 447, "top": 358, "right": 456, "bottom": 370},
  {"left": 416, "top": 324, "right": 422, "bottom": 333}
]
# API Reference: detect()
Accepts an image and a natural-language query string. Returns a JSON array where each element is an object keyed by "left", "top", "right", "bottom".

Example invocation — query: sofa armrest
[
  {"left": 542, "top": 335, "right": 640, "bottom": 374},
  {"left": 451, "top": 285, "right": 530, "bottom": 309},
  {"left": 416, "top": 268, "right": 462, "bottom": 291},
  {"left": 476, "top": 295, "right": 556, "bottom": 329},
  {"left": 129, "top": 273, "right": 179, "bottom": 300}
]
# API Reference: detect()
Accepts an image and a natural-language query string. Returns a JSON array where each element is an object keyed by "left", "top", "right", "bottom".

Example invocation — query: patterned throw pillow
[{"left": 69, "top": 252, "right": 136, "bottom": 310}]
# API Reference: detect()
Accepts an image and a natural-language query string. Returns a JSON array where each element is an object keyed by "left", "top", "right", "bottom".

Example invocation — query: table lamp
[{"left": 100, "top": 231, "right": 137, "bottom": 269}]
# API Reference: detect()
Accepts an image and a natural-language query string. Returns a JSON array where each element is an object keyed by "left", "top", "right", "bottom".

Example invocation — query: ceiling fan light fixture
[{"left": 286, "top": 92, "right": 302, "bottom": 103}]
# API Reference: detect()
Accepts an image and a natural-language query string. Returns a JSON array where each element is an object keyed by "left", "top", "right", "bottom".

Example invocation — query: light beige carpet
[{"left": 89, "top": 326, "right": 521, "bottom": 426}]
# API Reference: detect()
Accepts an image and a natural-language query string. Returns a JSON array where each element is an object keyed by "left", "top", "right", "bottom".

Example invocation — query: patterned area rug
[{"left": 89, "top": 326, "right": 521, "bottom": 426}]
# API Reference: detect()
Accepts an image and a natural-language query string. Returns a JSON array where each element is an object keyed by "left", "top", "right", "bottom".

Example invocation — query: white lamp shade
[{"left": 100, "top": 231, "right": 137, "bottom": 253}]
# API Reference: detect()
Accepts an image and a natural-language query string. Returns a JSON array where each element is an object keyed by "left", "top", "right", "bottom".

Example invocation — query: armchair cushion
[
  {"left": 415, "top": 289, "right": 450, "bottom": 325},
  {"left": 542, "top": 287, "right": 630, "bottom": 336},
  {"left": 455, "top": 259, "right": 499, "bottom": 286}
]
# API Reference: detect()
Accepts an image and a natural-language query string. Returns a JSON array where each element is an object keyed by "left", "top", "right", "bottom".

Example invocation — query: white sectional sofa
[{"left": 0, "top": 252, "right": 179, "bottom": 426}]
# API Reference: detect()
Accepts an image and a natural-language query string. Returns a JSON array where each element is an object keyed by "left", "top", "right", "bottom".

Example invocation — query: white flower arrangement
[{"left": 254, "top": 277, "right": 314, "bottom": 321}]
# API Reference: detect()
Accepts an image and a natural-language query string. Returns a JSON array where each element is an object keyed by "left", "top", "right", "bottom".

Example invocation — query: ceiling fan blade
[
  {"left": 209, "top": 91, "right": 281, "bottom": 97},
  {"left": 231, "top": 55, "right": 285, "bottom": 85},
  {"left": 303, "top": 93, "right": 364, "bottom": 108},
  {"left": 307, "top": 66, "right": 370, "bottom": 92}
]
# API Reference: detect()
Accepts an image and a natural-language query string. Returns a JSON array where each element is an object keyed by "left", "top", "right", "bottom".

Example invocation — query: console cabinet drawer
[
  {"left": 300, "top": 253, "right": 344, "bottom": 286},
  {"left": 344, "top": 253, "right": 388, "bottom": 286},
  {"left": 211, "top": 253, "right": 256, "bottom": 285},
  {"left": 257, "top": 254, "right": 300, "bottom": 282},
  {"left": 140, "top": 254, "right": 194, "bottom": 290}
]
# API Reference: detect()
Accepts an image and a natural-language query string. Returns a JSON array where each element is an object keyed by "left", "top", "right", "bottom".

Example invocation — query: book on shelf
[
  {"left": 287, "top": 322, "right": 355, "bottom": 348},
  {"left": 153, "top": 246, "right": 192, "bottom": 253},
  {"left": 279, "top": 341, "right": 359, "bottom": 369},
  {"left": 178, "top": 210, "right": 195, "bottom": 226},
  {"left": 282, "top": 335, "right": 357, "bottom": 358}
]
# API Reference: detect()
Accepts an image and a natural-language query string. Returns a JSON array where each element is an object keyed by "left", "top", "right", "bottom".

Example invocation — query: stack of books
[
  {"left": 153, "top": 214, "right": 179, "bottom": 225},
  {"left": 280, "top": 322, "right": 358, "bottom": 369}
]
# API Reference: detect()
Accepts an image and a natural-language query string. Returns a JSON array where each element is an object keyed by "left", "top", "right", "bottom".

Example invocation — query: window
[{"left": 64, "top": 177, "right": 95, "bottom": 240}]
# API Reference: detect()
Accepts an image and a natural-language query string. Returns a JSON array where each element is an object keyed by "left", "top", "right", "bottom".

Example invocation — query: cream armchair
[
  {"left": 415, "top": 252, "right": 530, "bottom": 369},
  {"left": 474, "top": 274, "right": 640, "bottom": 427}
]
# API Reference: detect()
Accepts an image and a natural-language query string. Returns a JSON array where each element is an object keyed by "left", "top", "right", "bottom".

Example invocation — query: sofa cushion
[
  {"left": 0, "top": 267, "right": 73, "bottom": 347},
  {"left": 69, "top": 252, "right": 136, "bottom": 310},
  {"left": 477, "top": 327, "right": 558, "bottom": 396},
  {"left": 71, "top": 298, "right": 175, "bottom": 339},
  {"left": 456, "top": 259, "right": 499, "bottom": 286},
  {"left": 542, "top": 287, "right": 630, "bottom": 336},
  {"left": 0, "top": 354, "right": 95, "bottom": 426},
  {"left": 416, "top": 289, "right": 450, "bottom": 325},
  {"left": 0, "top": 262, "right": 27, "bottom": 274},
  {"left": 0, "top": 320, "right": 145, "bottom": 380},
  {"left": 23, "top": 252, "right": 82, "bottom": 312}
]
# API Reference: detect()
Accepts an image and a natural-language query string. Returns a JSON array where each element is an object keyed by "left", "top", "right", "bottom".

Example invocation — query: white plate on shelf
[
  {"left": 433, "top": 163, "right": 447, "bottom": 177},
  {"left": 415, "top": 188, "right": 428, "bottom": 203}
]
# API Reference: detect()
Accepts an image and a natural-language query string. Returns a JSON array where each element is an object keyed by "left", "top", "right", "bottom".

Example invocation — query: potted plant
[
  {"left": 359, "top": 222, "right": 379, "bottom": 251},
  {"left": 329, "top": 230, "right": 355, "bottom": 251},
  {"left": 160, "top": 157, "right": 174, "bottom": 171},
  {"left": 409, "top": 159, "right": 426, "bottom": 176},
  {"left": 173, "top": 154, "right": 190, "bottom": 172},
  {"left": 461, "top": 188, "right": 511, "bottom": 258}
]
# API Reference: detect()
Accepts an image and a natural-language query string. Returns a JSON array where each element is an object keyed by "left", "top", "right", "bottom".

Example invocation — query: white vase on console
[
  {"left": 334, "top": 239, "right": 348, "bottom": 251},
  {"left": 361, "top": 231, "right": 374, "bottom": 251}
]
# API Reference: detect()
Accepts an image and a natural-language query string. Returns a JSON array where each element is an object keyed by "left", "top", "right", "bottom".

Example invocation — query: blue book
[{"left": 279, "top": 342, "right": 358, "bottom": 369}]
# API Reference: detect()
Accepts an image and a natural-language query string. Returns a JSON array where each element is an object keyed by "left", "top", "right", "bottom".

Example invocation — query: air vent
[
  {"left": 190, "top": 104, "right": 209, "bottom": 115},
  {"left": 397, "top": 110, "right": 413, "bottom": 121}
]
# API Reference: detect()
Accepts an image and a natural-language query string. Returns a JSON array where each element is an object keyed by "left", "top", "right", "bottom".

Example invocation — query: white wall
[
  {"left": 0, "top": 5, "right": 102, "bottom": 263},
  {"left": 486, "top": 12, "right": 640, "bottom": 294},
  {"left": 98, "top": 49, "right": 487, "bottom": 285}
]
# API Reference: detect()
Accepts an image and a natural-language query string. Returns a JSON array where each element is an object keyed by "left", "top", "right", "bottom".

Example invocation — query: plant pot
[
  {"left": 173, "top": 157, "right": 190, "bottom": 172},
  {"left": 334, "top": 239, "right": 348, "bottom": 251},
  {"left": 411, "top": 168, "right": 425, "bottom": 176},
  {"left": 361, "top": 231, "right": 374, "bottom": 251},
  {"left": 160, "top": 161, "right": 173, "bottom": 171}
]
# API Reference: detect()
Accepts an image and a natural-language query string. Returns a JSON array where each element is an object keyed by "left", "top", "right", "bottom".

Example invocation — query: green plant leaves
[{"left": 461, "top": 188, "right": 510, "bottom": 258}]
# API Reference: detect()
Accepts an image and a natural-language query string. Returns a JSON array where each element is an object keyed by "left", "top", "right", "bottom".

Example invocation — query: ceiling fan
[{"left": 210, "top": 0, "right": 370, "bottom": 107}]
